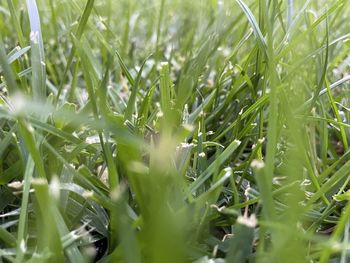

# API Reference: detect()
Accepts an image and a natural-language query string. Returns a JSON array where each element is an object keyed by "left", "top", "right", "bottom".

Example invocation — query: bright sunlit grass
[{"left": 0, "top": 0, "right": 350, "bottom": 262}]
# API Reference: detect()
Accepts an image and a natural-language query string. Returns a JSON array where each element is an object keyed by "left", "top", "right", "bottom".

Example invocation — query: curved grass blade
[
  {"left": 0, "top": 227, "right": 16, "bottom": 247},
  {"left": 236, "top": 0, "right": 267, "bottom": 58},
  {"left": 7, "top": 46, "right": 30, "bottom": 64},
  {"left": 115, "top": 49, "right": 135, "bottom": 87},
  {"left": 26, "top": 0, "right": 46, "bottom": 100}
]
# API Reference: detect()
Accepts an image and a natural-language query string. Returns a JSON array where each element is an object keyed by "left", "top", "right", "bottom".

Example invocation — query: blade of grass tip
[
  {"left": 7, "top": 46, "right": 31, "bottom": 64},
  {"left": 26, "top": 0, "right": 46, "bottom": 101},
  {"left": 18, "top": 67, "right": 33, "bottom": 78},
  {"left": 124, "top": 54, "right": 152, "bottom": 122},
  {"left": 115, "top": 49, "right": 135, "bottom": 87},
  {"left": 236, "top": 0, "right": 268, "bottom": 58},
  {"left": 7, "top": 46, "right": 22, "bottom": 60},
  {"left": 55, "top": 0, "right": 95, "bottom": 103}
]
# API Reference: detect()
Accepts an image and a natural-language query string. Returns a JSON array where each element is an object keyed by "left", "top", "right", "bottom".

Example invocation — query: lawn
[{"left": 0, "top": 0, "right": 350, "bottom": 262}]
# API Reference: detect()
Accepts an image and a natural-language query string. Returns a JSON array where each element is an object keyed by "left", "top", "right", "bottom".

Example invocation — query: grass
[{"left": 0, "top": 0, "right": 350, "bottom": 262}]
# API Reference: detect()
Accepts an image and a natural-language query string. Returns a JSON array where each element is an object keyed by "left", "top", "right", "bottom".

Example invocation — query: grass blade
[
  {"left": 26, "top": 0, "right": 46, "bottom": 100},
  {"left": 236, "top": 0, "right": 268, "bottom": 57},
  {"left": 55, "top": 0, "right": 95, "bottom": 102}
]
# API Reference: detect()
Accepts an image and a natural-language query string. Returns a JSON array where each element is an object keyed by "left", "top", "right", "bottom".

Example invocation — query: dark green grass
[{"left": 0, "top": 0, "right": 350, "bottom": 262}]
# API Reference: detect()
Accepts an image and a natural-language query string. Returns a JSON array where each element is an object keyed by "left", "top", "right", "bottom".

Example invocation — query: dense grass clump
[{"left": 1, "top": 0, "right": 350, "bottom": 262}]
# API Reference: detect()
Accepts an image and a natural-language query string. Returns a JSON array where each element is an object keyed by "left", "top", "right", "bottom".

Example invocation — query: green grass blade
[
  {"left": 124, "top": 55, "right": 151, "bottom": 122},
  {"left": 26, "top": 0, "right": 46, "bottom": 100},
  {"left": 236, "top": 0, "right": 267, "bottom": 57},
  {"left": 55, "top": 0, "right": 95, "bottom": 102},
  {"left": 0, "top": 37, "right": 18, "bottom": 95},
  {"left": 189, "top": 139, "right": 241, "bottom": 193}
]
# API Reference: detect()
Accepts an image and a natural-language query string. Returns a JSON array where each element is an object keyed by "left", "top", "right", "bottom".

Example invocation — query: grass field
[{"left": 0, "top": 0, "right": 350, "bottom": 262}]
